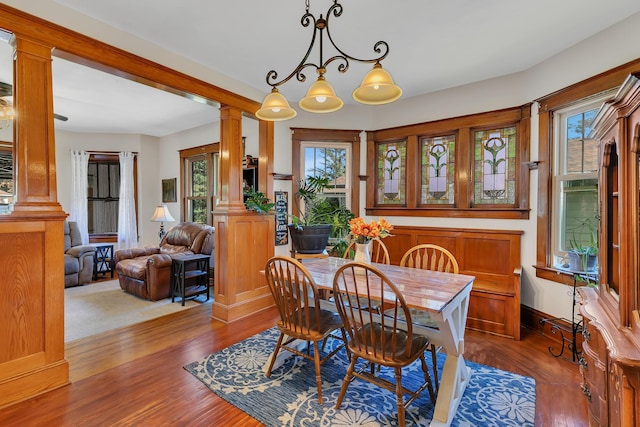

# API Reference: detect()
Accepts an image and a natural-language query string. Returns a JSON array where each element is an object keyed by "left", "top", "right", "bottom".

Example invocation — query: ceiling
[{"left": 2, "top": 0, "right": 640, "bottom": 136}]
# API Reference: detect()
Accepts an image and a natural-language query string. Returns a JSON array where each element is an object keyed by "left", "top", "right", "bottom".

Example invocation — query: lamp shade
[
  {"left": 150, "top": 204, "right": 175, "bottom": 222},
  {"left": 255, "top": 88, "right": 297, "bottom": 121},
  {"left": 299, "top": 76, "right": 344, "bottom": 113},
  {"left": 352, "top": 63, "right": 402, "bottom": 105}
]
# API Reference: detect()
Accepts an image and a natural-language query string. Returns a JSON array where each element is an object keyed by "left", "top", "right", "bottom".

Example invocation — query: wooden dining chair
[
  {"left": 339, "top": 239, "right": 390, "bottom": 312},
  {"left": 332, "top": 262, "right": 436, "bottom": 427},
  {"left": 342, "top": 239, "right": 391, "bottom": 264},
  {"left": 264, "top": 256, "right": 347, "bottom": 404},
  {"left": 391, "top": 243, "right": 460, "bottom": 392}
]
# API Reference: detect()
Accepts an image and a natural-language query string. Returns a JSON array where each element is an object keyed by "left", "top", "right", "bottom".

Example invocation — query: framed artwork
[{"left": 162, "top": 178, "right": 177, "bottom": 203}]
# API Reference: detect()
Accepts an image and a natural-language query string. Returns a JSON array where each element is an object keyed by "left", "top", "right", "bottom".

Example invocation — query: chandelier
[{"left": 255, "top": 0, "right": 402, "bottom": 121}]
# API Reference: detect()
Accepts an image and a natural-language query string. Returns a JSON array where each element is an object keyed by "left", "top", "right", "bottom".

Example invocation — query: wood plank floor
[{"left": 0, "top": 303, "right": 588, "bottom": 426}]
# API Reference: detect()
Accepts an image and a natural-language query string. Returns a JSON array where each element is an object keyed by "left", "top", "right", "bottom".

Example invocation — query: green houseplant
[
  {"left": 288, "top": 176, "right": 354, "bottom": 254},
  {"left": 244, "top": 188, "right": 275, "bottom": 214}
]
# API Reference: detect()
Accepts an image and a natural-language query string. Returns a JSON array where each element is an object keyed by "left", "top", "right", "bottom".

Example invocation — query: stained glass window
[
  {"left": 377, "top": 141, "right": 406, "bottom": 205},
  {"left": 421, "top": 135, "right": 455, "bottom": 205},
  {"left": 474, "top": 127, "right": 516, "bottom": 205}
]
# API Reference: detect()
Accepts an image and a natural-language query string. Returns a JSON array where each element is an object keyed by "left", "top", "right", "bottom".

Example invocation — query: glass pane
[
  {"left": 474, "top": 126, "right": 516, "bottom": 205},
  {"left": 0, "top": 29, "right": 13, "bottom": 212},
  {"left": 189, "top": 198, "right": 207, "bottom": 223},
  {"left": 190, "top": 158, "right": 207, "bottom": 197},
  {"left": 88, "top": 199, "right": 119, "bottom": 234},
  {"left": 566, "top": 109, "right": 598, "bottom": 174},
  {"left": 109, "top": 164, "right": 120, "bottom": 198},
  {"left": 0, "top": 149, "right": 11, "bottom": 213},
  {"left": 304, "top": 147, "right": 347, "bottom": 189},
  {"left": 377, "top": 141, "right": 406, "bottom": 205},
  {"left": 561, "top": 179, "right": 598, "bottom": 251},
  {"left": 421, "top": 135, "right": 455, "bottom": 205}
]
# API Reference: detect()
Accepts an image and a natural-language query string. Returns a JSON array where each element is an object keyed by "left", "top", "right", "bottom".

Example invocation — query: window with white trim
[
  {"left": 301, "top": 142, "right": 352, "bottom": 211},
  {"left": 552, "top": 98, "right": 603, "bottom": 268}
]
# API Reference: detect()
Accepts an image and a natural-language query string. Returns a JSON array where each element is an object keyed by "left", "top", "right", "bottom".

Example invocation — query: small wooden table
[
  {"left": 302, "top": 257, "right": 475, "bottom": 427},
  {"left": 92, "top": 243, "right": 114, "bottom": 281},
  {"left": 170, "top": 254, "right": 210, "bottom": 306}
]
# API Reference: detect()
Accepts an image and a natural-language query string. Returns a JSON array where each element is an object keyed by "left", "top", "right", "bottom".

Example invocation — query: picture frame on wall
[{"left": 162, "top": 178, "right": 177, "bottom": 203}]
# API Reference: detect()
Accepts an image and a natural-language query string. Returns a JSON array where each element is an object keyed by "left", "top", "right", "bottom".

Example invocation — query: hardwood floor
[{"left": 0, "top": 304, "right": 588, "bottom": 426}]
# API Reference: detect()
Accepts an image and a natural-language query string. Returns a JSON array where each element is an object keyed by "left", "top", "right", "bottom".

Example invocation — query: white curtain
[
  {"left": 70, "top": 150, "right": 90, "bottom": 244},
  {"left": 118, "top": 151, "right": 138, "bottom": 249}
]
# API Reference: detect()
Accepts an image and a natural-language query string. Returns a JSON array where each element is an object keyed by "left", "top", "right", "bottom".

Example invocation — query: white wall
[{"left": 44, "top": 9, "right": 640, "bottom": 320}]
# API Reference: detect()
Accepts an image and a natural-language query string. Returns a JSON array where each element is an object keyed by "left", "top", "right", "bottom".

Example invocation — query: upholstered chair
[
  {"left": 64, "top": 221, "right": 97, "bottom": 287},
  {"left": 114, "top": 222, "right": 214, "bottom": 301}
]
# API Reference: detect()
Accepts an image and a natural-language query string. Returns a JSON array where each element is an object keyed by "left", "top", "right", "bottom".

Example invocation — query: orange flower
[{"left": 349, "top": 217, "right": 393, "bottom": 243}]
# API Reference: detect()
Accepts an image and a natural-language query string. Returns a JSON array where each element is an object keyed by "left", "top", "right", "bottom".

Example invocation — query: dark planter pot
[{"left": 288, "top": 224, "right": 332, "bottom": 254}]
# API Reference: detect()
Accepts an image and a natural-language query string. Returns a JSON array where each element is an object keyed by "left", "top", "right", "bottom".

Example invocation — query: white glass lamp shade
[
  {"left": 150, "top": 204, "right": 175, "bottom": 222},
  {"left": 299, "top": 76, "right": 344, "bottom": 113},
  {"left": 255, "top": 88, "right": 297, "bottom": 121},
  {"left": 352, "top": 63, "right": 402, "bottom": 105}
]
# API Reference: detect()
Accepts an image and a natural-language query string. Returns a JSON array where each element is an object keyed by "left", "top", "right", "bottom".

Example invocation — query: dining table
[{"left": 300, "top": 256, "right": 475, "bottom": 427}]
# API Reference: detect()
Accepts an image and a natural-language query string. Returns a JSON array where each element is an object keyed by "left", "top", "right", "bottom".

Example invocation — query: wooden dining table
[{"left": 302, "top": 256, "right": 475, "bottom": 427}]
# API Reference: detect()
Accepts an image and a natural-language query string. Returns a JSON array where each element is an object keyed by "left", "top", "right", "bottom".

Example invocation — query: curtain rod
[{"left": 70, "top": 150, "right": 139, "bottom": 156}]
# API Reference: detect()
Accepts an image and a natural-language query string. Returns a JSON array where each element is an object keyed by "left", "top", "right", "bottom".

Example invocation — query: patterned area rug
[{"left": 184, "top": 327, "right": 535, "bottom": 426}]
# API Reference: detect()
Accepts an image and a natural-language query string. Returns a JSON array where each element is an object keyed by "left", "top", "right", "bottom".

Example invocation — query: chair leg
[
  {"left": 265, "top": 333, "right": 285, "bottom": 378},
  {"left": 313, "top": 341, "right": 323, "bottom": 404},
  {"left": 394, "top": 367, "right": 405, "bottom": 427},
  {"left": 430, "top": 344, "right": 439, "bottom": 393},
  {"left": 420, "top": 354, "right": 437, "bottom": 403},
  {"left": 336, "top": 356, "right": 357, "bottom": 409}
]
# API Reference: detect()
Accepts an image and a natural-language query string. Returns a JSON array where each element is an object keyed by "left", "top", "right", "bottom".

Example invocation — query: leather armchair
[
  {"left": 114, "top": 222, "right": 214, "bottom": 301},
  {"left": 64, "top": 221, "right": 96, "bottom": 287}
]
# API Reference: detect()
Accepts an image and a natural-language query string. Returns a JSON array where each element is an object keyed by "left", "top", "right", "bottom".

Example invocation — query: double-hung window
[
  {"left": 301, "top": 142, "right": 351, "bottom": 211},
  {"left": 180, "top": 144, "right": 218, "bottom": 224},
  {"left": 552, "top": 100, "right": 601, "bottom": 268}
]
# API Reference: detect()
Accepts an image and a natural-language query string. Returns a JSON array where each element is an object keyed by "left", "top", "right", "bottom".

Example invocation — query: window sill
[
  {"left": 534, "top": 264, "right": 598, "bottom": 286},
  {"left": 366, "top": 206, "right": 530, "bottom": 220}
]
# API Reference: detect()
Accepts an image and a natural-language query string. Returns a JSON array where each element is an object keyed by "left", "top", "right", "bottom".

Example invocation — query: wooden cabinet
[{"left": 579, "top": 73, "right": 640, "bottom": 427}]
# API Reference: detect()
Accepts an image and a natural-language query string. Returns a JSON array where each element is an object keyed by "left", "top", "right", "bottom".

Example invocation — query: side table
[
  {"left": 92, "top": 243, "right": 114, "bottom": 281},
  {"left": 171, "top": 254, "right": 210, "bottom": 306}
]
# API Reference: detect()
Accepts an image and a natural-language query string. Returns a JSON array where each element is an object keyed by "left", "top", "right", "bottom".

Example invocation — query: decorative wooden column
[
  {"left": 212, "top": 106, "right": 274, "bottom": 322},
  {"left": 0, "top": 36, "right": 68, "bottom": 408}
]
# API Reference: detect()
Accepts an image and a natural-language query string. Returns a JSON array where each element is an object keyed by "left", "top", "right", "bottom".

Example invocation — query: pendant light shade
[
  {"left": 352, "top": 63, "right": 402, "bottom": 105},
  {"left": 256, "top": 88, "right": 297, "bottom": 121},
  {"left": 299, "top": 76, "right": 344, "bottom": 113}
]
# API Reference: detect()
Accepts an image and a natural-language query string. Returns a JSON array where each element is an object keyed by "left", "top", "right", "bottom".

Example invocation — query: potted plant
[
  {"left": 244, "top": 188, "right": 275, "bottom": 214},
  {"left": 567, "top": 219, "right": 598, "bottom": 272},
  {"left": 288, "top": 175, "right": 354, "bottom": 254}
]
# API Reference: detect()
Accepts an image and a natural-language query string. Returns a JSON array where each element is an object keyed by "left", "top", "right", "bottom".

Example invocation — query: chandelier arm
[
  {"left": 265, "top": 10, "right": 322, "bottom": 88},
  {"left": 323, "top": 1, "right": 389, "bottom": 66}
]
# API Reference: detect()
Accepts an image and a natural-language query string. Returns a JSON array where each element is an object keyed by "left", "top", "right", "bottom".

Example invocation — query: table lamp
[{"left": 150, "top": 204, "right": 175, "bottom": 243}]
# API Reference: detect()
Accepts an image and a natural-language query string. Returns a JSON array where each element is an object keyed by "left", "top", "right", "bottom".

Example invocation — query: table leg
[{"left": 428, "top": 287, "right": 472, "bottom": 427}]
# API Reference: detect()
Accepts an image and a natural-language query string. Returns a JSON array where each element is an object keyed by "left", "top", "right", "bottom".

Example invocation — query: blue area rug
[{"left": 184, "top": 327, "right": 535, "bottom": 426}]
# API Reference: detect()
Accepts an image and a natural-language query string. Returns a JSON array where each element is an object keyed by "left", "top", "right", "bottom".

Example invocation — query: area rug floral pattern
[{"left": 184, "top": 327, "right": 535, "bottom": 426}]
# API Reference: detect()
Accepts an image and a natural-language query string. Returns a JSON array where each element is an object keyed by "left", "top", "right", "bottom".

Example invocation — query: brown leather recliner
[{"left": 114, "top": 222, "right": 214, "bottom": 301}]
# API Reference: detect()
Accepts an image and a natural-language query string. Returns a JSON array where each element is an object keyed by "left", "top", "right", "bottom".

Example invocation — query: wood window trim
[
  {"left": 179, "top": 142, "right": 219, "bottom": 224},
  {"left": 534, "top": 57, "right": 640, "bottom": 284},
  {"left": 291, "top": 128, "right": 361, "bottom": 218},
  {"left": 365, "top": 104, "right": 531, "bottom": 219}
]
